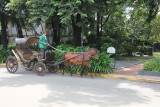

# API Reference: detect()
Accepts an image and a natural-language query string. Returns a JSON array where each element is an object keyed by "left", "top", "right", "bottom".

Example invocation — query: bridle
[{"left": 91, "top": 49, "right": 97, "bottom": 57}]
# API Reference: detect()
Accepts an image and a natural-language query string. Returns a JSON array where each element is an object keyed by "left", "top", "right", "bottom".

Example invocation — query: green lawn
[
  {"left": 118, "top": 52, "right": 160, "bottom": 62},
  {"left": 153, "top": 52, "right": 160, "bottom": 58}
]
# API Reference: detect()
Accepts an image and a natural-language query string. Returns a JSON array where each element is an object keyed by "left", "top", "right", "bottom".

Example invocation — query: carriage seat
[
  {"left": 23, "top": 50, "right": 34, "bottom": 60},
  {"left": 22, "top": 49, "right": 38, "bottom": 61}
]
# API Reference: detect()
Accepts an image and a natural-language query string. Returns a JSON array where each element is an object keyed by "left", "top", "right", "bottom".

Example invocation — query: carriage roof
[{"left": 15, "top": 37, "right": 39, "bottom": 49}]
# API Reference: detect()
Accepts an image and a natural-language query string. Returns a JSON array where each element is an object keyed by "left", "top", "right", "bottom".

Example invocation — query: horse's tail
[{"left": 59, "top": 55, "right": 65, "bottom": 69}]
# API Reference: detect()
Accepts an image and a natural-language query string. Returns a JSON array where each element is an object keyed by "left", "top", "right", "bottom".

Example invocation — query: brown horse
[{"left": 61, "top": 48, "right": 99, "bottom": 77}]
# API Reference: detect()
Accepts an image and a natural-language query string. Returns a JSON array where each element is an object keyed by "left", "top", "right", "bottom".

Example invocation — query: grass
[
  {"left": 153, "top": 52, "right": 160, "bottom": 58},
  {"left": 118, "top": 52, "right": 160, "bottom": 62}
]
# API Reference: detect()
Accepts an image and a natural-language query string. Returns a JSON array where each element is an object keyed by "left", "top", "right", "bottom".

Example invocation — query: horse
[{"left": 60, "top": 48, "right": 99, "bottom": 77}]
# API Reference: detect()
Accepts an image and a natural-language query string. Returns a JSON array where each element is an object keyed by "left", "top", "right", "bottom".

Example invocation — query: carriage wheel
[
  {"left": 26, "top": 60, "right": 37, "bottom": 71},
  {"left": 34, "top": 62, "right": 46, "bottom": 76},
  {"left": 6, "top": 56, "right": 18, "bottom": 73}
]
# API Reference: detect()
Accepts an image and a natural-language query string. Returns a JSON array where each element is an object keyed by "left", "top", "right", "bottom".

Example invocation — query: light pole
[
  {"left": 81, "top": 21, "right": 84, "bottom": 53},
  {"left": 81, "top": 17, "right": 84, "bottom": 64}
]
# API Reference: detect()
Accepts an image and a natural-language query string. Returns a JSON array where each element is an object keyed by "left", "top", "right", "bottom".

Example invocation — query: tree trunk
[
  {"left": 97, "top": 13, "right": 100, "bottom": 39},
  {"left": 51, "top": 18, "right": 61, "bottom": 45},
  {"left": 1, "top": 12, "right": 8, "bottom": 50},
  {"left": 96, "top": 13, "right": 101, "bottom": 49},
  {"left": 25, "top": 29, "right": 28, "bottom": 37},
  {"left": 148, "top": 47, "right": 153, "bottom": 56},
  {"left": 41, "top": 23, "right": 43, "bottom": 33},
  {"left": 16, "top": 20, "right": 23, "bottom": 38},
  {"left": 57, "top": 23, "right": 61, "bottom": 45},
  {"left": 127, "top": 51, "right": 132, "bottom": 56},
  {"left": 100, "top": 16, "right": 103, "bottom": 36},
  {"left": 71, "top": 14, "right": 82, "bottom": 46}
]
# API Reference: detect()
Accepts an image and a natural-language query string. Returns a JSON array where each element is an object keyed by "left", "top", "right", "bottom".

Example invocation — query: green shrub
[
  {"left": 0, "top": 45, "right": 16, "bottom": 63},
  {"left": 121, "top": 41, "right": 137, "bottom": 56},
  {"left": 137, "top": 45, "right": 150, "bottom": 54},
  {"left": 0, "top": 47, "right": 9, "bottom": 63},
  {"left": 8, "top": 45, "right": 16, "bottom": 50},
  {"left": 89, "top": 52, "right": 114, "bottom": 74},
  {"left": 143, "top": 59, "right": 160, "bottom": 72}
]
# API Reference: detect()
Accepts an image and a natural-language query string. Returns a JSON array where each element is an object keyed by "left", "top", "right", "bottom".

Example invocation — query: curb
[
  {"left": 103, "top": 74, "right": 160, "bottom": 84},
  {"left": 58, "top": 70, "right": 160, "bottom": 84},
  {"left": 0, "top": 63, "right": 6, "bottom": 66}
]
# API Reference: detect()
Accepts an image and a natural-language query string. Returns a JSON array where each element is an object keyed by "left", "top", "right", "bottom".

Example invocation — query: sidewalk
[{"left": 108, "top": 61, "right": 160, "bottom": 83}]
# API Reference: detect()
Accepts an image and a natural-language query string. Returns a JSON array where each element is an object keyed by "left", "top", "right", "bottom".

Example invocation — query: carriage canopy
[{"left": 15, "top": 37, "right": 39, "bottom": 49}]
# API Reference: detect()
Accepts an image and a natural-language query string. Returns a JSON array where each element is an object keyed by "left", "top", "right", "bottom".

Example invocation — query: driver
[{"left": 39, "top": 31, "right": 49, "bottom": 61}]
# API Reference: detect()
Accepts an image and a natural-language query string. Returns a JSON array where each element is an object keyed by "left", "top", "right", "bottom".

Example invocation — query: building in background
[{"left": 5, "top": 21, "right": 56, "bottom": 45}]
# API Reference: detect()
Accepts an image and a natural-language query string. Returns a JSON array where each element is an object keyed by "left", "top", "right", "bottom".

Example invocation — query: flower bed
[{"left": 139, "top": 58, "right": 160, "bottom": 76}]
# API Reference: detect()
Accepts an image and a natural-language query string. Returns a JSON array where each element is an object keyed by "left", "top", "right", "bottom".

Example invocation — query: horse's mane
[{"left": 85, "top": 48, "right": 97, "bottom": 52}]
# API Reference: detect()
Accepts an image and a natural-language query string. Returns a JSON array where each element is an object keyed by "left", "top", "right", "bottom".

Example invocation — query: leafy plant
[
  {"left": 0, "top": 48, "right": 9, "bottom": 63},
  {"left": 143, "top": 59, "right": 160, "bottom": 72},
  {"left": 137, "top": 45, "right": 150, "bottom": 53},
  {"left": 0, "top": 45, "right": 16, "bottom": 63},
  {"left": 89, "top": 52, "right": 114, "bottom": 74},
  {"left": 121, "top": 41, "right": 136, "bottom": 56},
  {"left": 8, "top": 45, "right": 16, "bottom": 50}
]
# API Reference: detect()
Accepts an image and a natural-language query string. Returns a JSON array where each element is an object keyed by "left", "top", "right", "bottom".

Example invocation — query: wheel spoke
[
  {"left": 6, "top": 57, "right": 18, "bottom": 73},
  {"left": 35, "top": 62, "right": 46, "bottom": 76}
]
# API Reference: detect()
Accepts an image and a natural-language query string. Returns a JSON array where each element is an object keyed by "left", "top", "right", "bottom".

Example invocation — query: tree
[
  {"left": 20, "top": 0, "right": 62, "bottom": 45},
  {"left": 7, "top": 0, "right": 33, "bottom": 38},
  {"left": 0, "top": 0, "right": 10, "bottom": 50},
  {"left": 56, "top": 0, "right": 95, "bottom": 46},
  {"left": 125, "top": 0, "right": 159, "bottom": 56}
]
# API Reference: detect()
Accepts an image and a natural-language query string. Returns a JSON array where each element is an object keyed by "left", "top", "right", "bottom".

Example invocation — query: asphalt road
[{"left": 0, "top": 66, "right": 160, "bottom": 107}]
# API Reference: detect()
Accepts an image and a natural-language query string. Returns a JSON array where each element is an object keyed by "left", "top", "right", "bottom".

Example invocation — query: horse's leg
[
  {"left": 62, "top": 65, "right": 66, "bottom": 75},
  {"left": 68, "top": 63, "right": 73, "bottom": 76},
  {"left": 69, "top": 66, "right": 73, "bottom": 76},
  {"left": 81, "top": 66, "right": 85, "bottom": 77},
  {"left": 88, "top": 66, "right": 93, "bottom": 77}
]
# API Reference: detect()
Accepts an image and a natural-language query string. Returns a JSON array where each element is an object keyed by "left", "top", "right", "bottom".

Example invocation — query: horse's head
[{"left": 90, "top": 48, "right": 99, "bottom": 59}]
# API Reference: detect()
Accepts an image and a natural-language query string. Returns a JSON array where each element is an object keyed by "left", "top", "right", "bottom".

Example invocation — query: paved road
[{"left": 0, "top": 66, "right": 160, "bottom": 107}]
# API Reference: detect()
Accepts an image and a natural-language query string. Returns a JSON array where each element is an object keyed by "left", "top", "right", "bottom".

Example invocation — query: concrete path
[{"left": 114, "top": 63, "right": 144, "bottom": 75}]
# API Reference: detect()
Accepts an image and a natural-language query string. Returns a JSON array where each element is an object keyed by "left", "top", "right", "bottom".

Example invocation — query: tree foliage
[{"left": 1, "top": 0, "right": 160, "bottom": 56}]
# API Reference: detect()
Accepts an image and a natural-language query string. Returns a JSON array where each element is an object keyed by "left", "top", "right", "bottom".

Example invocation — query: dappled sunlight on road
[
  {"left": 0, "top": 84, "right": 52, "bottom": 107},
  {"left": 0, "top": 67, "right": 22, "bottom": 79},
  {"left": 116, "top": 83, "right": 160, "bottom": 107},
  {"left": 0, "top": 66, "right": 160, "bottom": 107}
]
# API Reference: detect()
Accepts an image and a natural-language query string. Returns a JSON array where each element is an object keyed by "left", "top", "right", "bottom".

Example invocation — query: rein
[
  {"left": 47, "top": 44, "right": 97, "bottom": 61},
  {"left": 48, "top": 44, "right": 85, "bottom": 54}
]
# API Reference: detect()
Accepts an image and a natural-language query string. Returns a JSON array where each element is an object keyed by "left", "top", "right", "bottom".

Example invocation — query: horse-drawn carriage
[
  {"left": 6, "top": 37, "right": 99, "bottom": 76},
  {"left": 6, "top": 37, "right": 57, "bottom": 76}
]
